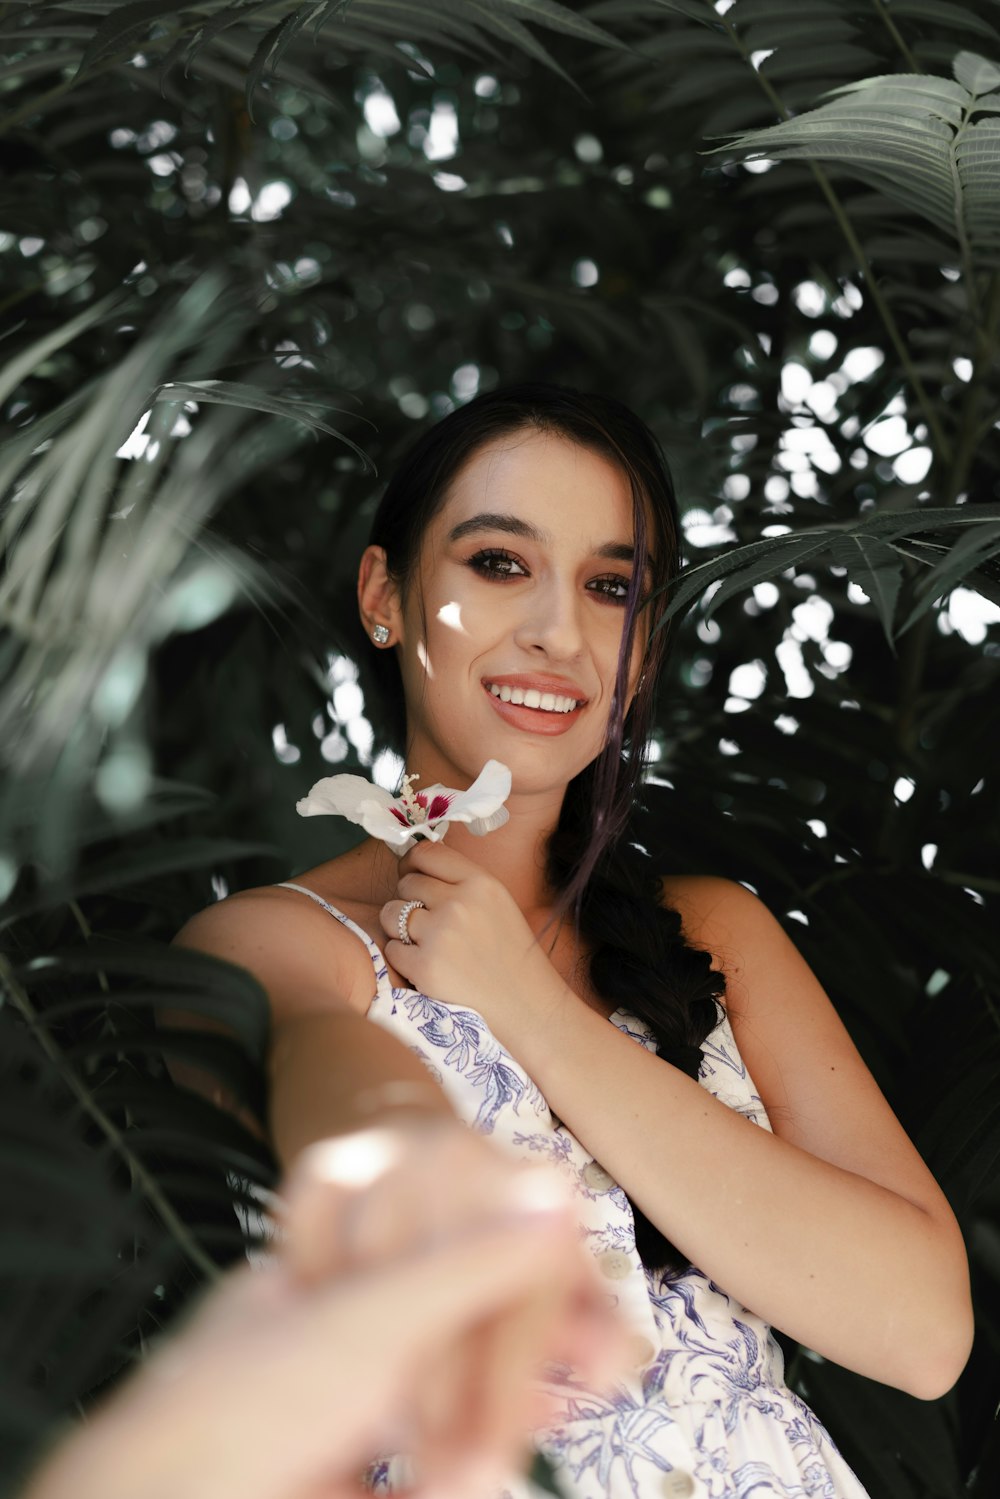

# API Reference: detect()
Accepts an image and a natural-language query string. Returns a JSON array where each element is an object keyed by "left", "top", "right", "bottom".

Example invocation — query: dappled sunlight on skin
[
  {"left": 416, "top": 638, "right": 434, "bottom": 678},
  {"left": 437, "top": 600, "right": 466, "bottom": 632}
]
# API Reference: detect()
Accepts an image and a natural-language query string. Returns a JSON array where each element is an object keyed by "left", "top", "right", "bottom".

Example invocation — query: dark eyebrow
[
  {"left": 597, "top": 541, "right": 656, "bottom": 577},
  {"left": 447, "top": 512, "right": 546, "bottom": 545},
  {"left": 598, "top": 541, "right": 639, "bottom": 564},
  {"left": 447, "top": 511, "right": 654, "bottom": 572}
]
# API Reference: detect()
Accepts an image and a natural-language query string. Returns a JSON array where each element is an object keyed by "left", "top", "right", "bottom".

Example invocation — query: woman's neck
[{"left": 449, "top": 805, "right": 559, "bottom": 913}]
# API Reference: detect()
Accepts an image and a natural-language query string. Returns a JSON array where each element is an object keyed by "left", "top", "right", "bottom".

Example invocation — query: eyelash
[{"left": 466, "top": 548, "right": 631, "bottom": 605}]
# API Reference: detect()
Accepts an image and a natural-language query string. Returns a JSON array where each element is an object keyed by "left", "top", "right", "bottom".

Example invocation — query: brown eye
[
  {"left": 588, "top": 573, "right": 630, "bottom": 604},
  {"left": 467, "top": 548, "right": 529, "bottom": 580}
]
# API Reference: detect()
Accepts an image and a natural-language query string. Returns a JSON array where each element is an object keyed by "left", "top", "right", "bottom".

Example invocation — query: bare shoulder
[
  {"left": 658, "top": 869, "right": 863, "bottom": 1076},
  {"left": 658, "top": 874, "right": 954, "bottom": 1221},
  {"left": 171, "top": 875, "right": 377, "bottom": 1024},
  {"left": 658, "top": 873, "right": 761, "bottom": 978}
]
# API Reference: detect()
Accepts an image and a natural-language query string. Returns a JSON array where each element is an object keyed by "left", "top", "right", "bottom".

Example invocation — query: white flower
[{"left": 296, "top": 758, "right": 511, "bottom": 854}]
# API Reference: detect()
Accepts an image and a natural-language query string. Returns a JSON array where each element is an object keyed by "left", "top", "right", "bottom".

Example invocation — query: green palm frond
[
  {"left": 0, "top": 0, "right": 628, "bottom": 126},
  {"left": 0, "top": 270, "right": 369, "bottom": 785},
  {"left": 656, "top": 503, "right": 1000, "bottom": 644},
  {"left": 718, "top": 50, "right": 1000, "bottom": 267},
  {"left": 0, "top": 922, "right": 277, "bottom": 1483}
]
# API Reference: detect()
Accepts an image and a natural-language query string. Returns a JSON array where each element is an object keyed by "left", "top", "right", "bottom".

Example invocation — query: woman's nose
[{"left": 513, "top": 583, "right": 585, "bottom": 660}]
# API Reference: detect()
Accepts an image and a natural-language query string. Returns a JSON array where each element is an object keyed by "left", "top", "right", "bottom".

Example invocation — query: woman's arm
[
  {"left": 267, "top": 1008, "right": 454, "bottom": 1166},
  {"left": 373, "top": 840, "right": 972, "bottom": 1397},
  {"left": 508, "top": 879, "right": 973, "bottom": 1400}
]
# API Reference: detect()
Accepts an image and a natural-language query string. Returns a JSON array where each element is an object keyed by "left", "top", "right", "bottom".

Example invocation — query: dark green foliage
[{"left": 2, "top": 1, "right": 999, "bottom": 1495}]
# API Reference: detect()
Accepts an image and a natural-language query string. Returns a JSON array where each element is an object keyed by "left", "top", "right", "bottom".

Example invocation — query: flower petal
[
  {"left": 294, "top": 760, "right": 509, "bottom": 854},
  {"left": 354, "top": 798, "right": 419, "bottom": 845},
  {"left": 408, "top": 822, "right": 447, "bottom": 843},
  {"left": 296, "top": 775, "right": 397, "bottom": 820},
  {"left": 437, "top": 760, "right": 512, "bottom": 823},
  {"left": 465, "top": 806, "right": 510, "bottom": 837}
]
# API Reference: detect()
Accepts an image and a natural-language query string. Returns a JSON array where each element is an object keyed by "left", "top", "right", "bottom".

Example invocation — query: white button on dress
[
  {"left": 596, "top": 1248, "right": 632, "bottom": 1280},
  {"left": 582, "top": 1160, "right": 616, "bottom": 1192}
]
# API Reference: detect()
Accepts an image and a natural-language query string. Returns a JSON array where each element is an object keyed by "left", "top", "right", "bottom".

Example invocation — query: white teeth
[{"left": 486, "top": 684, "right": 580, "bottom": 714}]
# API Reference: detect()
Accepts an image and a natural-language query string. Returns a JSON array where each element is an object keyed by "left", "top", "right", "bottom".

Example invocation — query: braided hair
[{"left": 548, "top": 770, "right": 725, "bottom": 1272}]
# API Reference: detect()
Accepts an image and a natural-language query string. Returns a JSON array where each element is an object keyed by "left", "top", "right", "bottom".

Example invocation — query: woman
[{"left": 175, "top": 384, "right": 973, "bottom": 1499}]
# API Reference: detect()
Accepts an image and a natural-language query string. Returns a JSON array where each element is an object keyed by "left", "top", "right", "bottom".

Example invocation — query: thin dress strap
[{"left": 275, "top": 882, "right": 394, "bottom": 1005}]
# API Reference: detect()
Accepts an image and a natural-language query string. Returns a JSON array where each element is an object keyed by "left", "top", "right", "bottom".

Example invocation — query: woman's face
[{"left": 388, "top": 429, "right": 649, "bottom": 796}]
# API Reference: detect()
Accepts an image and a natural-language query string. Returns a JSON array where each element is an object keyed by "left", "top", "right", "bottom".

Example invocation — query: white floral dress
[{"left": 277, "top": 883, "right": 871, "bottom": 1499}]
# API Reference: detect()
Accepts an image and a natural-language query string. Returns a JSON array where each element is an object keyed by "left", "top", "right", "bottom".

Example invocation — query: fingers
[
  {"left": 380, "top": 896, "right": 429, "bottom": 948},
  {"left": 398, "top": 841, "right": 471, "bottom": 882},
  {"left": 278, "top": 1141, "right": 630, "bottom": 1494},
  {"left": 281, "top": 1126, "right": 562, "bottom": 1289},
  {"left": 539, "top": 1262, "right": 634, "bottom": 1393},
  {"left": 449, "top": 1265, "right": 566, "bottom": 1472},
  {"left": 46, "top": 1154, "right": 613, "bottom": 1499},
  {"left": 281, "top": 1130, "right": 409, "bottom": 1286},
  {"left": 393, "top": 871, "right": 440, "bottom": 906},
  {"left": 314, "top": 1190, "right": 578, "bottom": 1390},
  {"left": 156, "top": 1205, "right": 580, "bottom": 1499}
]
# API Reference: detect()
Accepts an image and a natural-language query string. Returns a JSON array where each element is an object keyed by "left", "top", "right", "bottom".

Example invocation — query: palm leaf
[
  {"left": 75, "top": 0, "right": 192, "bottom": 78},
  {"left": 54, "top": 0, "right": 626, "bottom": 105},
  {"left": 20, "top": 939, "right": 271, "bottom": 1056},
  {"left": 152, "top": 380, "right": 376, "bottom": 467},
  {"left": 0, "top": 272, "right": 368, "bottom": 782},
  {"left": 895, "top": 519, "right": 1000, "bottom": 633},
  {"left": 825, "top": 534, "right": 904, "bottom": 646},
  {"left": 717, "top": 51, "right": 1000, "bottom": 266},
  {"left": 657, "top": 503, "right": 1000, "bottom": 633},
  {"left": 4, "top": 839, "right": 278, "bottom": 926}
]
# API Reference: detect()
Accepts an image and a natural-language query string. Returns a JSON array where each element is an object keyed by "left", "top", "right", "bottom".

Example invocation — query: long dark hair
[{"left": 361, "top": 383, "right": 725, "bottom": 1273}]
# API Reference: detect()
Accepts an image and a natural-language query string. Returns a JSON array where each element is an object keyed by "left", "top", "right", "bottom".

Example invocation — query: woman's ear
[{"left": 358, "top": 545, "right": 403, "bottom": 647}]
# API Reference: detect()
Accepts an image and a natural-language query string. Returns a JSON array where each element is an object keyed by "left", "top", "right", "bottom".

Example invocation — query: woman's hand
[
  {"left": 26, "top": 1119, "right": 626, "bottom": 1499},
  {"left": 381, "top": 841, "right": 568, "bottom": 1048}
]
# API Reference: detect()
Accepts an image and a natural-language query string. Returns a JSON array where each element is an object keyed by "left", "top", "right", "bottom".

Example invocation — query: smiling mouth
[{"left": 483, "top": 682, "right": 584, "bottom": 715}]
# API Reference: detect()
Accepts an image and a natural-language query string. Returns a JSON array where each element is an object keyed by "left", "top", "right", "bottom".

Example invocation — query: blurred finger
[
  {"left": 404, "top": 1317, "right": 496, "bottom": 1488},
  {"left": 441, "top": 1270, "right": 566, "bottom": 1486},
  {"left": 329, "top": 1176, "right": 577, "bottom": 1370},
  {"left": 282, "top": 1130, "right": 408, "bottom": 1285},
  {"left": 543, "top": 1265, "right": 633, "bottom": 1391}
]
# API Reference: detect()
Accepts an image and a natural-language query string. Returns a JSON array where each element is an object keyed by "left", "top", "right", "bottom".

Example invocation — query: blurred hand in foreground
[{"left": 24, "top": 1117, "right": 627, "bottom": 1499}]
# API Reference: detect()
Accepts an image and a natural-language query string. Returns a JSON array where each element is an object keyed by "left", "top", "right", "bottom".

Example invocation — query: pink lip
[
  {"left": 481, "top": 681, "right": 586, "bottom": 736},
  {"left": 481, "top": 673, "right": 588, "bottom": 702}
]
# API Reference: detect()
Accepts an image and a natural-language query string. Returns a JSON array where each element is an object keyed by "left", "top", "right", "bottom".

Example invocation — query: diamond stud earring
[{"left": 372, "top": 623, "right": 391, "bottom": 645}]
